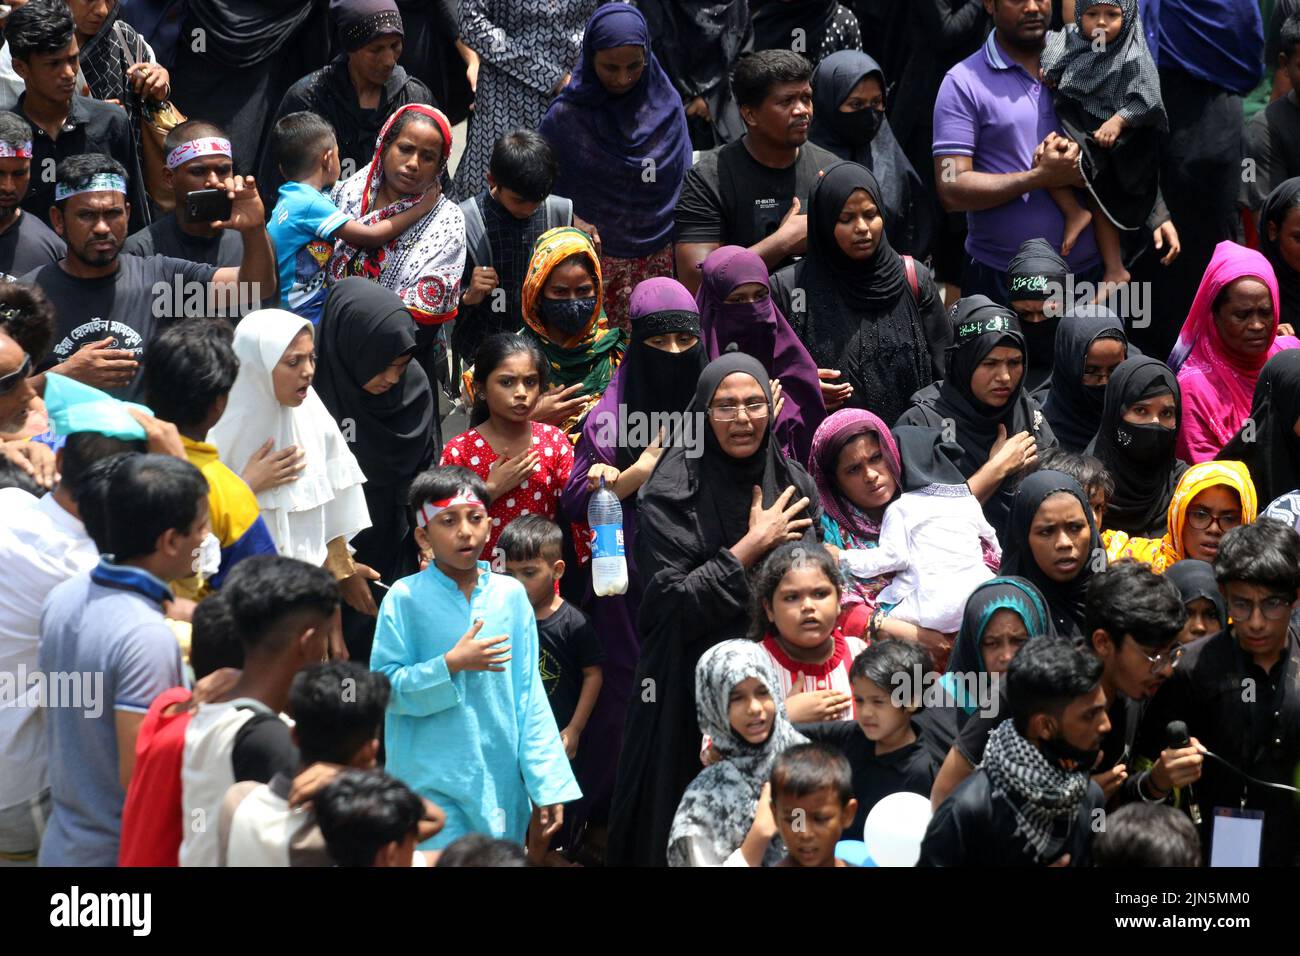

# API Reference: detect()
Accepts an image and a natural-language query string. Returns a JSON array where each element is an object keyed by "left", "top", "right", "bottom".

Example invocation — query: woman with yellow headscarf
[
  {"left": 519, "top": 226, "right": 627, "bottom": 441},
  {"left": 1103, "top": 460, "right": 1259, "bottom": 573}
]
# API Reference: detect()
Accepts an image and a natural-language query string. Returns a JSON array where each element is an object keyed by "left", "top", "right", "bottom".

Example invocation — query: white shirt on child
[{"left": 839, "top": 484, "right": 998, "bottom": 634}]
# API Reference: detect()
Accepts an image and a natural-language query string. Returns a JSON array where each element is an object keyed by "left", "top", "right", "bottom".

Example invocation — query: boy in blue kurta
[{"left": 370, "top": 466, "right": 580, "bottom": 850}]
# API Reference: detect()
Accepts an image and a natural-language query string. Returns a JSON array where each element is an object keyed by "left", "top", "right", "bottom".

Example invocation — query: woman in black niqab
[{"left": 1086, "top": 356, "right": 1187, "bottom": 538}]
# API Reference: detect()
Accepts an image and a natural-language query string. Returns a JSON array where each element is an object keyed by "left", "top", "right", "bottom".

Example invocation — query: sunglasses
[{"left": 0, "top": 352, "right": 31, "bottom": 395}]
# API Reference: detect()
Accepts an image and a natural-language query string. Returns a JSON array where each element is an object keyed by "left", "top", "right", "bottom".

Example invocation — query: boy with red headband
[{"left": 370, "top": 464, "right": 580, "bottom": 853}]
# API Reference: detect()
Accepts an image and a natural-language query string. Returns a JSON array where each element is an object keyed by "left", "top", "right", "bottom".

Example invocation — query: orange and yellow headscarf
[
  {"left": 519, "top": 227, "right": 625, "bottom": 434},
  {"left": 1104, "top": 460, "right": 1259, "bottom": 572},
  {"left": 522, "top": 226, "right": 606, "bottom": 347}
]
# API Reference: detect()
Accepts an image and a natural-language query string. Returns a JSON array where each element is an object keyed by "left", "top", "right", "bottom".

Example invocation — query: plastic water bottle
[{"left": 588, "top": 477, "right": 628, "bottom": 596}]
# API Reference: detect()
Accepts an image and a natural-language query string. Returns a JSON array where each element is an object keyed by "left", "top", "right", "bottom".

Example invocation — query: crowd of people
[{"left": 0, "top": 0, "right": 1297, "bottom": 870}]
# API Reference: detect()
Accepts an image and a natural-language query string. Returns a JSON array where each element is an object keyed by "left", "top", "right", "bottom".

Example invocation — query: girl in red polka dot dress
[{"left": 441, "top": 334, "right": 575, "bottom": 564}]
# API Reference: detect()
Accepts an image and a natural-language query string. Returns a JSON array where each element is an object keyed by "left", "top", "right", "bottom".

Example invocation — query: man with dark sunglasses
[
  {"left": 0, "top": 328, "right": 35, "bottom": 432},
  {"left": 1140, "top": 520, "right": 1300, "bottom": 865}
]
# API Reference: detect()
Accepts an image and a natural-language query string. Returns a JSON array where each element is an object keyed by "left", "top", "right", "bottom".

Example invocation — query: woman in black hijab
[
  {"left": 258, "top": 1, "right": 437, "bottom": 200},
  {"left": 314, "top": 277, "right": 437, "bottom": 660},
  {"left": 771, "top": 161, "right": 949, "bottom": 425},
  {"left": 1039, "top": 306, "right": 1130, "bottom": 451},
  {"left": 606, "top": 351, "right": 822, "bottom": 868},
  {"left": 808, "top": 52, "right": 934, "bottom": 257},
  {"left": 999, "top": 470, "right": 1104, "bottom": 637},
  {"left": 1165, "top": 559, "right": 1227, "bottom": 644},
  {"left": 1005, "top": 238, "right": 1071, "bottom": 391},
  {"left": 640, "top": 0, "right": 752, "bottom": 150},
  {"left": 1087, "top": 356, "right": 1187, "bottom": 538},
  {"left": 1218, "top": 349, "right": 1300, "bottom": 508},
  {"left": 897, "top": 296, "right": 1056, "bottom": 538},
  {"left": 1259, "top": 178, "right": 1300, "bottom": 335}
]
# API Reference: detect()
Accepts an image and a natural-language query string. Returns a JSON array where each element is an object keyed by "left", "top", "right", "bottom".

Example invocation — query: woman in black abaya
[
  {"left": 606, "top": 352, "right": 821, "bottom": 867},
  {"left": 1259, "top": 177, "right": 1300, "bottom": 336},
  {"left": 1087, "top": 356, "right": 1187, "bottom": 538},
  {"left": 999, "top": 470, "right": 1104, "bottom": 638},
  {"left": 1039, "top": 306, "right": 1130, "bottom": 452},
  {"left": 770, "top": 161, "right": 949, "bottom": 426},
  {"left": 314, "top": 277, "right": 437, "bottom": 661},
  {"left": 639, "top": 0, "right": 752, "bottom": 150},
  {"left": 897, "top": 296, "right": 1056, "bottom": 539}
]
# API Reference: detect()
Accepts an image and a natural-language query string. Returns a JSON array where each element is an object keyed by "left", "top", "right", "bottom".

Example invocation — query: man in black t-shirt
[
  {"left": 122, "top": 119, "right": 245, "bottom": 266},
  {"left": 23, "top": 153, "right": 277, "bottom": 402},
  {"left": 673, "top": 49, "right": 838, "bottom": 294},
  {"left": 0, "top": 109, "right": 64, "bottom": 281}
]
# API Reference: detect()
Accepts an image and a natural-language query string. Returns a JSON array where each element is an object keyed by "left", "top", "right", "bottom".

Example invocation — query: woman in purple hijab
[
  {"left": 558, "top": 276, "right": 707, "bottom": 852},
  {"left": 695, "top": 245, "right": 827, "bottom": 466},
  {"left": 539, "top": 4, "right": 691, "bottom": 331}
]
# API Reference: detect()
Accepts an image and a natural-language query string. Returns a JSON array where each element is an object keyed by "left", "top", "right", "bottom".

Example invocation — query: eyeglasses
[
  {"left": 1184, "top": 508, "right": 1242, "bottom": 532},
  {"left": 1226, "top": 596, "right": 1293, "bottom": 622},
  {"left": 709, "top": 399, "right": 770, "bottom": 422},
  {"left": 0, "top": 352, "right": 31, "bottom": 396},
  {"left": 1142, "top": 644, "right": 1184, "bottom": 674}
]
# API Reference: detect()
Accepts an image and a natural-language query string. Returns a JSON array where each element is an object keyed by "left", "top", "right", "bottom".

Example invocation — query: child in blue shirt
[
  {"left": 370, "top": 465, "right": 580, "bottom": 850},
  {"left": 266, "top": 111, "right": 437, "bottom": 324}
]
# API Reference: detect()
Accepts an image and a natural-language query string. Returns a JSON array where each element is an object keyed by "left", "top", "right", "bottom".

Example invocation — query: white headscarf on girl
[
  {"left": 210, "top": 309, "right": 371, "bottom": 565},
  {"left": 666, "top": 639, "right": 807, "bottom": 867}
]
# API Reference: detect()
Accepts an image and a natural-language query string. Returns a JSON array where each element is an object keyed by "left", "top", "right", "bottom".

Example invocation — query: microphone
[{"left": 1166, "top": 721, "right": 1201, "bottom": 825}]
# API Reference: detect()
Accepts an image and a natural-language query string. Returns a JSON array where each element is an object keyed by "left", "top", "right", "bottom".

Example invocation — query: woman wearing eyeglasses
[
  {"left": 1103, "top": 460, "right": 1260, "bottom": 574},
  {"left": 694, "top": 245, "right": 825, "bottom": 466},
  {"left": 606, "top": 351, "right": 821, "bottom": 867}
]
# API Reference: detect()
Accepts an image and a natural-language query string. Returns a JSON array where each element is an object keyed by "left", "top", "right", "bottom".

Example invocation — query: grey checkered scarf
[{"left": 982, "top": 718, "right": 1091, "bottom": 865}]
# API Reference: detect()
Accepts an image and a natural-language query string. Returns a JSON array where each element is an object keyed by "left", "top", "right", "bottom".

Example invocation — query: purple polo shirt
[{"left": 933, "top": 31, "right": 1100, "bottom": 274}]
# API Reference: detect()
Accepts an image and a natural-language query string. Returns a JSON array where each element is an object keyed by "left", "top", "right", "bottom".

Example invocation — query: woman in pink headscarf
[{"left": 1168, "top": 241, "right": 1300, "bottom": 463}]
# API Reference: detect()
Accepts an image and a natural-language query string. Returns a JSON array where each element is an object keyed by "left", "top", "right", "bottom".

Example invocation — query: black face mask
[
  {"left": 538, "top": 296, "right": 596, "bottom": 338},
  {"left": 1019, "top": 314, "right": 1059, "bottom": 369},
  {"left": 835, "top": 107, "right": 883, "bottom": 148},
  {"left": 1114, "top": 419, "right": 1177, "bottom": 465},
  {"left": 1082, "top": 382, "right": 1108, "bottom": 414},
  {"left": 1040, "top": 733, "right": 1102, "bottom": 774}
]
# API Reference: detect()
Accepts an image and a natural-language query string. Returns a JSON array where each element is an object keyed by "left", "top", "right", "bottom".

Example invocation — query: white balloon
[{"left": 862, "top": 791, "right": 932, "bottom": 867}]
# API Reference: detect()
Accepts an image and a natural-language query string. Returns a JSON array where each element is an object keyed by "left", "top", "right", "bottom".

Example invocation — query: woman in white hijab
[{"left": 210, "top": 309, "right": 377, "bottom": 620}]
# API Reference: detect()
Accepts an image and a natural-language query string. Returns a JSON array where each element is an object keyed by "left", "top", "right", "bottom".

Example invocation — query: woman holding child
[{"left": 329, "top": 103, "right": 466, "bottom": 394}]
